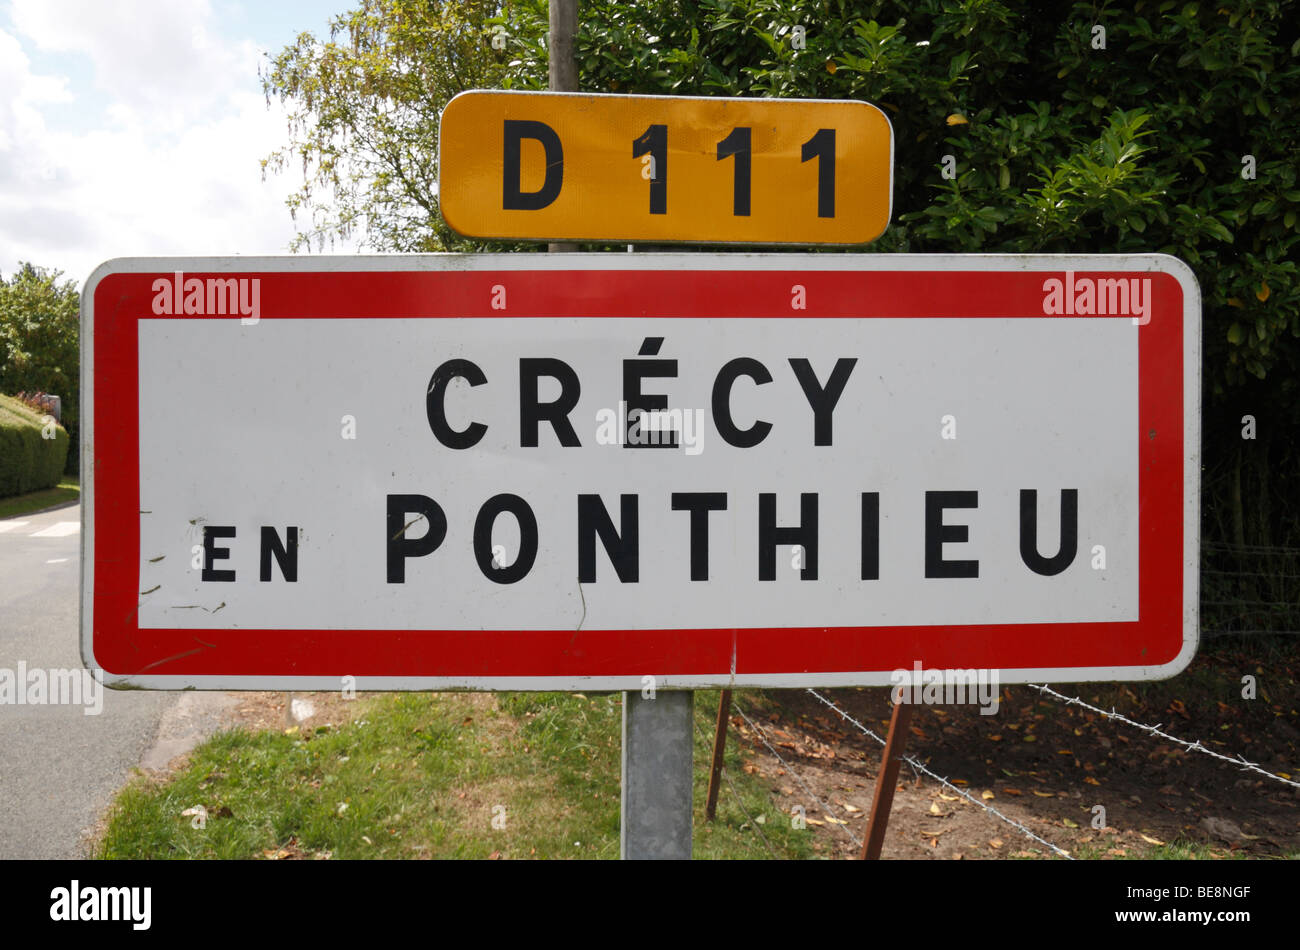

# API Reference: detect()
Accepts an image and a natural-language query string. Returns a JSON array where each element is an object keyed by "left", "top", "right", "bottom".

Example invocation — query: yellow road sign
[{"left": 439, "top": 91, "right": 893, "bottom": 246}]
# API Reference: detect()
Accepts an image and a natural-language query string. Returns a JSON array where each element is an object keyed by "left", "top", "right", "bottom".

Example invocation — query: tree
[
  {"left": 0, "top": 263, "right": 80, "bottom": 474},
  {"left": 264, "top": 0, "right": 1300, "bottom": 411},
  {"left": 261, "top": 0, "right": 513, "bottom": 253}
]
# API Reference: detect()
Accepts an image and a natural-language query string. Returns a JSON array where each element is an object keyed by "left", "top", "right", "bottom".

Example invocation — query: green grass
[
  {"left": 1070, "top": 838, "right": 1248, "bottom": 860},
  {"left": 0, "top": 473, "right": 79, "bottom": 520},
  {"left": 97, "top": 690, "right": 815, "bottom": 860}
]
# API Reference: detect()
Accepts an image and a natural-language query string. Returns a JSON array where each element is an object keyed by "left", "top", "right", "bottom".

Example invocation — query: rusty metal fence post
[{"left": 861, "top": 697, "right": 913, "bottom": 859}]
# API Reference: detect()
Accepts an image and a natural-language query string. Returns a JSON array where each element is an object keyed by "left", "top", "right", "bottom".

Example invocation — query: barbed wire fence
[
  {"left": 718, "top": 687, "right": 1076, "bottom": 858},
  {"left": 717, "top": 674, "right": 1298, "bottom": 859},
  {"left": 804, "top": 688, "right": 1075, "bottom": 859},
  {"left": 706, "top": 540, "right": 1300, "bottom": 859},
  {"left": 1026, "top": 682, "right": 1300, "bottom": 791},
  {"left": 731, "top": 699, "right": 864, "bottom": 850},
  {"left": 689, "top": 712, "right": 780, "bottom": 859}
]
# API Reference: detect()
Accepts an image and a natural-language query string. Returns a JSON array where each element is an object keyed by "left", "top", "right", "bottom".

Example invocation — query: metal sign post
[{"left": 621, "top": 690, "right": 693, "bottom": 859}]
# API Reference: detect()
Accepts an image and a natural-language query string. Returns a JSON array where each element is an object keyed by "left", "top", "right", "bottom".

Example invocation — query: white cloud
[
  {"left": 10, "top": 0, "right": 252, "bottom": 131},
  {"left": 0, "top": 2, "right": 351, "bottom": 286},
  {"left": 0, "top": 27, "right": 74, "bottom": 261}
]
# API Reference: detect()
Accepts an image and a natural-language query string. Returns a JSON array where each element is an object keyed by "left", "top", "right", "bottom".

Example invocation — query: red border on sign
[{"left": 91, "top": 269, "right": 1183, "bottom": 678}]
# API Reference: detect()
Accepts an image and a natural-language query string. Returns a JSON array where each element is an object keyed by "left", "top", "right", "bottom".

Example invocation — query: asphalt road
[{"left": 0, "top": 503, "right": 182, "bottom": 858}]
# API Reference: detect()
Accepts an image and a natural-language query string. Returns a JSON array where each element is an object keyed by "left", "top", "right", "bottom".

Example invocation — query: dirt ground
[
  {"left": 728, "top": 639, "right": 1300, "bottom": 859},
  {"left": 120, "top": 638, "right": 1300, "bottom": 860}
]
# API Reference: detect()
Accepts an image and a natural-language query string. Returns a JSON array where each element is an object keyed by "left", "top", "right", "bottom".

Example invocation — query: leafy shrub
[
  {"left": 0, "top": 393, "right": 69, "bottom": 497},
  {"left": 0, "top": 264, "right": 79, "bottom": 475}
]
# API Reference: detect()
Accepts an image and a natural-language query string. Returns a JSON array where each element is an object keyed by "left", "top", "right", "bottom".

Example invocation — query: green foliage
[
  {"left": 0, "top": 393, "right": 69, "bottom": 498},
  {"left": 565, "top": 0, "right": 1300, "bottom": 407},
  {"left": 0, "top": 263, "right": 80, "bottom": 475},
  {"left": 260, "top": 0, "right": 514, "bottom": 253},
  {"left": 265, "top": 0, "right": 1300, "bottom": 414}
]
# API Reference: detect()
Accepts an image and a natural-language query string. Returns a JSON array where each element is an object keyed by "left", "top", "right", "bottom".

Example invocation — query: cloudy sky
[{"left": 0, "top": 0, "right": 354, "bottom": 288}]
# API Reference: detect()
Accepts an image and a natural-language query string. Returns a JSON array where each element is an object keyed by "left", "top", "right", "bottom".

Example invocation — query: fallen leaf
[
  {"left": 825, "top": 817, "right": 848, "bottom": 825},
  {"left": 930, "top": 802, "right": 942, "bottom": 815},
  {"left": 1023, "top": 734, "right": 1037, "bottom": 742},
  {"left": 1033, "top": 790, "right": 1055, "bottom": 798},
  {"left": 938, "top": 792, "right": 960, "bottom": 801},
  {"left": 1003, "top": 788, "right": 1023, "bottom": 796},
  {"left": 1063, "top": 818, "right": 1079, "bottom": 828},
  {"left": 988, "top": 838, "right": 1004, "bottom": 849},
  {"left": 1140, "top": 833, "right": 1166, "bottom": 846},
  {"left": 805, "top": 818, "right": 826, "bottom": 827},
  {"left": 981, "top": 790, "right": 995, "bottom": 801},
  {"left": 843, "top": 803, "right": 861, "bottom": 813},
  {"left": 951, "top": 779, "right": 968, "bottom": 786},
  {"left": 1084, "top": 776, "right": 1101, "bottom": 786},
  {"left": 919, "top": 828, "right": 951, "bottom": 837}
]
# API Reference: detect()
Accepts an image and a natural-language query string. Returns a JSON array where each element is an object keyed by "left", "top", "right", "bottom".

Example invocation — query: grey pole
[
  {"left": 621, "top": 689, "right": 693, "bottom": 859},
  {"left": 545, "top": 2, "right": 693, "bottom": 859},
  {"left": 547, "top": 0, "right": 578, "bottom": 254}
]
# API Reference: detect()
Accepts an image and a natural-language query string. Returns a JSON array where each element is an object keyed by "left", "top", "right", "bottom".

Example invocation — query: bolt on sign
[
  {"left": 81, "top": 254, "right": 1199, "bottom": 691},
  {"left": 437, "top": 91, "right": 893, "bottom": 245}
]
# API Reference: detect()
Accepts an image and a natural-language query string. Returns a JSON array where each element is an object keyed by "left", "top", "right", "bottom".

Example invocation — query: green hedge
[{"left": 0, "top": 393, "right": 69, "bottom": 498}]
